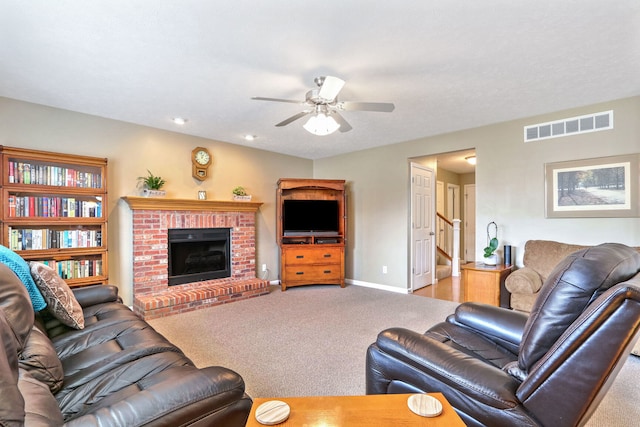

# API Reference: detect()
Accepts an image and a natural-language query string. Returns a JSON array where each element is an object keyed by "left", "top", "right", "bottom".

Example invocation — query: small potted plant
[
  {"left": 138, "top": 170, "right": 166, "bottom": 197},
  {"left": 483, "top": 221, "right": 499, "bottom": 265},
  {"left": 232, "top": 186, "right": 252, "bottom": 201}
]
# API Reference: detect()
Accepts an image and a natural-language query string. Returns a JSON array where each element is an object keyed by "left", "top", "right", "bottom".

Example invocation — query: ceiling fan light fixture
[
  {"left": 303, "top": 112, "right": 340, "bottom": 136},
  {"left": 252, "top": 75, "right": 394, "bottom": 134}
]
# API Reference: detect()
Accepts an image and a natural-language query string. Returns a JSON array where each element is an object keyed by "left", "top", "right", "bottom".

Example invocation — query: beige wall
[
  {"left": 0, "top": 97, "right": 312, "bottom": 304},
  {"left": 2, "top": 95, "right": 639, "bottom": 297},
  {"left": 315, "top": 96, "right": 640, "bottom": 291}
]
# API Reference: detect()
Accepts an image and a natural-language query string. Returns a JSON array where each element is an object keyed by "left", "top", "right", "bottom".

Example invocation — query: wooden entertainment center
[{"left": 276, "top": 178, "right": 346, "bottom": 291}]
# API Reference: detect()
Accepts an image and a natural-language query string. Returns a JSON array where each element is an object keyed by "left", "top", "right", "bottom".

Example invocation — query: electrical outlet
[
  {"left": 382, "top": 265, "right": 388, "bottom": 274},
  {"left": 261, "top": 264, "right": 267, "bottom": 272}
]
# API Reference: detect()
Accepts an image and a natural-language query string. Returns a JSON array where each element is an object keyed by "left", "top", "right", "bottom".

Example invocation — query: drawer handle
[
  {"left": 296, "top": 272, "right": 304, "bottom": 275},
  {"left": 324, "top": 270, "right": 332, "bottom": 274},
  {"left": 323, "top": 254, "right": 332, "bottom": 258},
  {"left": 296, "top": 255, "right": 304, "bottom": 259}
]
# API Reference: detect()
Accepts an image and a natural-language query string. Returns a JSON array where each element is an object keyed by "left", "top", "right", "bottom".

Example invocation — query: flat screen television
[{"left": 283, "top": 199, "right": 339, "bottom": 235}]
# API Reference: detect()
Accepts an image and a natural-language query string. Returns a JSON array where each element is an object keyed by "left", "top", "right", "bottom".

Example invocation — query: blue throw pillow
[{"left": 0, "top": 245, "right": 47, "bottom": 311}]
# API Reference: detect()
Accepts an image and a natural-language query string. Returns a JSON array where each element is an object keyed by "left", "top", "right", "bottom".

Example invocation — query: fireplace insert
[{"left": 168, "top": 227, "right": 231, "bottom": 286}]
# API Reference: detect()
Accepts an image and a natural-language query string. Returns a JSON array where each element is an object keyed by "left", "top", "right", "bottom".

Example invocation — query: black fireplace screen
[{"left": 168, "top": 227, "right": 231, "bottom": 286}]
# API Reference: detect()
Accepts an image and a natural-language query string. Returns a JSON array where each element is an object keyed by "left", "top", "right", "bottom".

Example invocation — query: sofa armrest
[
  {"left": 64, "top": 366, "right": 252, "bottom": 427},
  {"left": 72, "top": 285, "right": 120, "bottom": 308},
  {"left": 449, "top": 302, "right": 529, "bottom": 350},
  {"left": 504, "top": 267, "right": 543, "bottom": 294},
  {"left": 370, "top": 327, "right": 520, "bottom": 408},
  {"left": 0, "top": 309, "right": 25, "bottom": 425}
]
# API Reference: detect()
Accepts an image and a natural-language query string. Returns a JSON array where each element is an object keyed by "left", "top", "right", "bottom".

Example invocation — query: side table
[{"left": 461, "top": 262, "right": 513, "bottom": 308}]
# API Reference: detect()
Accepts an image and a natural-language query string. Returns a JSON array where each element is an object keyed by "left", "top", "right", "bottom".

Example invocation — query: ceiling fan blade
[
  {"left": 251, "top": 97, "right": 302, "bottom": 104},
  {"left": 337, "top": 101, "right": 395, "bottom": 112},
  {"left": 331, "top": 111, "right": 353, "bottom": 133},
  {"left": 275, "top": 111, "right": 311, "bottom": 127},
  {"left": 318, "top": 76, "right": 345, "bottom": 101}
]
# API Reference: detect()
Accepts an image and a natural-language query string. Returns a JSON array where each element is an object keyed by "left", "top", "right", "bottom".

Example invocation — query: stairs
[
  {"left": 436, "top": 212, "right": 460, "bottom": 280},
  {"left": 436, "top": 264, "right": 452, "bottom": 280}
]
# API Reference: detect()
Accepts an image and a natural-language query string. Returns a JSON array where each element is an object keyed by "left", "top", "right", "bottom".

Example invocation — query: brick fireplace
[{"left": 122, "top": 197, "right": 270, "bottom": 319}]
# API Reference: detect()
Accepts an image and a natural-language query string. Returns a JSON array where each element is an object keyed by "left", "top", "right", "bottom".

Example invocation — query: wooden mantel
[{"left": 121, "top": 196, "right": 262, "bottom": 212}]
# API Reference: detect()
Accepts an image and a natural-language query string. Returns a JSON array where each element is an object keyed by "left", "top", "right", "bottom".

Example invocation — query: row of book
[
  {"left": 8, "top": 227, "right": 102, "bottom": 251},
  {"left": 7, "top": 161, "right": 102, "bottom": 188},
  {"left": 8, "top": 195, "right": 102, "bottom": 218},
  {"left": 37, "top": 259, "right": 103, "bottom": 280}
]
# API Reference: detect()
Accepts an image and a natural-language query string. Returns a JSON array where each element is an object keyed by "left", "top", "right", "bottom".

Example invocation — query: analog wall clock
[{"left": 191, "top": 147, "right": 212, "bottom": 181}]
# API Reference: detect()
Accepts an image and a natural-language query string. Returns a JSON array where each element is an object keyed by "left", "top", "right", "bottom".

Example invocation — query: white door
[
  {"left": 447, "top": 184, "right": 460, "bottom": 220},
  {"left": 464, "top": 184, "right": 476, "bottom": 262},
  {"left": 410, "top": 163, "right": 435, "bottom": 291}
]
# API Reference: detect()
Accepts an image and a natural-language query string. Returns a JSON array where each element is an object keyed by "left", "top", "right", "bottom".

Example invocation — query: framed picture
[
  {"left": 545, "top": 153, "right": 639, "bottom": 218},
  {"left": 197, "top": 190, "right": 207, "bottom": 200}
]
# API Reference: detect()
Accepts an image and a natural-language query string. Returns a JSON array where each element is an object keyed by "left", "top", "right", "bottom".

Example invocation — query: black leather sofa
[
  {"left": 0, "top": 263, "right": 252, "bottom": 426},
  {"left": 367, "top": 243, "right": 640, "bottom": 427}
]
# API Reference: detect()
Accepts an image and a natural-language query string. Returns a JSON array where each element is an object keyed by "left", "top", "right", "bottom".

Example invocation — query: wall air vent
[{"left": 524, "top": 110, "right": 613, "bottom": 142}]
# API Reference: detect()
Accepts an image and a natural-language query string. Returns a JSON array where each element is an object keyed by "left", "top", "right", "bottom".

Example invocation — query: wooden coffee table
[{"left": 245, "top": 393, "right": 465, "bottom": 426}]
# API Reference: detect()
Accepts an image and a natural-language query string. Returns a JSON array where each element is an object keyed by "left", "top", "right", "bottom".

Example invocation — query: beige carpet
[{"left": 149, "top": 284, "right": 640, "bottom": 426}]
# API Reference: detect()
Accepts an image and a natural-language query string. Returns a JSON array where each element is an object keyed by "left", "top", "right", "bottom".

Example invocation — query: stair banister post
[{"left": 452, "top": 219, "right": 461, "bottom": 277}]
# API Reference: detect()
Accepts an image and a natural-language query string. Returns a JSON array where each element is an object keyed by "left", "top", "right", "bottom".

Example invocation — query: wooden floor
[{"left": 412, "top": 274, "right": 464, "bottom": 303}]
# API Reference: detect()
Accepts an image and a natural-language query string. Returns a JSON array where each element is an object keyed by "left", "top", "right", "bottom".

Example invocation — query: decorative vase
[
  {"left": 142, "top": 189, "right": 166, "bottom": 198},
  {"left": 484, "top": 254, "right": 498, "bottom": 266},
  {"left": 233, "top": 195, "right": 252, "bottom": 201}
]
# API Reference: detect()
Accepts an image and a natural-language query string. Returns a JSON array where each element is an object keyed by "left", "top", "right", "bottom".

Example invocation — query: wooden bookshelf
[{"left": 0, "top": 146, "right": 108, "bottom": 287}]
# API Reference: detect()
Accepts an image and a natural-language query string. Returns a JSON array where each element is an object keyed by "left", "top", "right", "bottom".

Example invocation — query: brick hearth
[{"left": 122, "top": 197, "right": 269, "bottom": 319}]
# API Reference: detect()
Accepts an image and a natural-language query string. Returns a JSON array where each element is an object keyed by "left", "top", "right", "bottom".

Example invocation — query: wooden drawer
[
  {"left": 284, "top": 246, "right": 342, "bottom": 264},
  {"left": 284, "top": 265, "right": 342, "bottom": 282}
]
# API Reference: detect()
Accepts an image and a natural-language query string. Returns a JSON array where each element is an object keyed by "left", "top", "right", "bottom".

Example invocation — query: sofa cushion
[
  {"left": 17, "top": 369, "right": 64, "bottom": 427},
  {"left": 0, "top": 245, "right": 47, "bottom": 311},
  {"left": 30, "top": 262, "right": 84, "bottom": 329},
  {"left": 19, "top": 324, "right": 64, "bottom": 394},
  {"left": 519, "top": 243, "right": 640, "bottom": 372},
  {"left": 0, "top": 263, "right": 35, "bottom": 350},
  {"left": 510, "top": 292, "right": 538, "bottom": 314}
]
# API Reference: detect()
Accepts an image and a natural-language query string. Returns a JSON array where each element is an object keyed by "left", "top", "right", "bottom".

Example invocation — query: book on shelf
[
  {"left": 36, "top": 258, "right": 103, "bottom": 280},
  {"left": 7, "top": 196, "right": 101, "bottom": 218},
  {"left": 8, "top": 227, "right": 102, "bottom": 251},
  {"left": 7, "top": 161, "right": 102, "bottom": 188}
]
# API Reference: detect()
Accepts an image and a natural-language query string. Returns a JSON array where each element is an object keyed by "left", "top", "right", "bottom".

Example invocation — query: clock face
[{"left": 195, "top": 150, "right": 210, "bottom": 165}]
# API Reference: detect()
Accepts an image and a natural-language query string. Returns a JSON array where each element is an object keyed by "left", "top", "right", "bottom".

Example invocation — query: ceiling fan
[{"left": 251, "top": 76, "right": 395, "bottom": 136}]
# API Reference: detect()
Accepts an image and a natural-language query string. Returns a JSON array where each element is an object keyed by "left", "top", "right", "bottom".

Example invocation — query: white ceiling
[{"left": 1, "top": 1, "right": 639, "bottom": 160}]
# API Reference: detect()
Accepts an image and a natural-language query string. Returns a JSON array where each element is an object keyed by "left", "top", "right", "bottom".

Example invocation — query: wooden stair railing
[{"left": 436, "top": 212, "right": 461, "bottom": 277}]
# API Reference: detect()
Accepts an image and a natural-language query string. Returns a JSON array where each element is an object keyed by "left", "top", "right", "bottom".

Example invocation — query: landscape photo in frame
[{"left": 545, "top": 154, "right": 639, "bottom": 218}]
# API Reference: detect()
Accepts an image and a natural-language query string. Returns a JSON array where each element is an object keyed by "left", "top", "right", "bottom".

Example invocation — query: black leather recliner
[{"left": 366, "top": 243, "right": 640, "bottom": 427}]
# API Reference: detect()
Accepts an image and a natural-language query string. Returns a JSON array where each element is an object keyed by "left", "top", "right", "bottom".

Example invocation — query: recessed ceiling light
[
  {"left": 172, "top": 117, "right": 188, "bottom": 125},
  {"left": 244, "top": 135, "right": 257, "bottom": 141}
]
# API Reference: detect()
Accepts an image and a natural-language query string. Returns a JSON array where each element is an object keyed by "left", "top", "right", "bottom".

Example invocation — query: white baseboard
[{"left": 346, "top": 278, "right": 410, "bottom": 294}]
